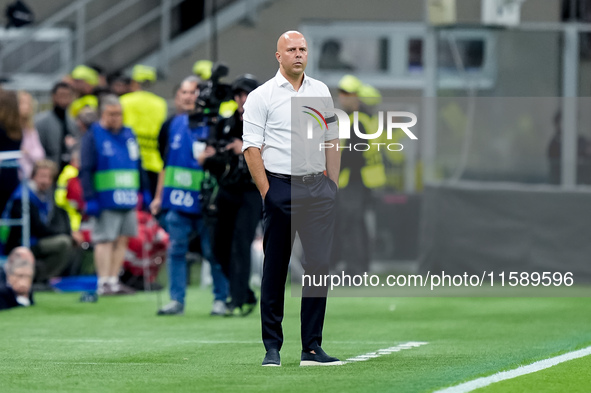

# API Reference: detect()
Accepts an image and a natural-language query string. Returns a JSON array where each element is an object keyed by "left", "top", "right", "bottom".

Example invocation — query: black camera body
[
  {"left": 190, "top": 63, "right": 242, "bottom": 218},
  {"left": 194, "top": 63, "right": 232, "bottom": 118},
  {"left": 189, "top": 62, "right": 233, "bottom": 150}
]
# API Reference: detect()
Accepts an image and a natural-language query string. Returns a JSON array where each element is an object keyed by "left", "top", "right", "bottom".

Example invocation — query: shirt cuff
[
  {"left": 242, "top": 121, "right": 265, "bottom": 151},
  {"left": 324, "top": 122, "right": 339, "bottom": 141},
  {"left": 242, "top": 137, "right": 264, "bottom": 152}
]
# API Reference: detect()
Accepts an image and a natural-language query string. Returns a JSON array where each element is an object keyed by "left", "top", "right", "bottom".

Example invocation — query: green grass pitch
[{"left": 1, "top": 287, "right": 591, "bottom": 392}]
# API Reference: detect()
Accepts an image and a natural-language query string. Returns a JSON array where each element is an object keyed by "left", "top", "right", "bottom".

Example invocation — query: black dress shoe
[
  {"left": 262, "top": 348, "right": 281, "bottom": 367},
  {"left": 240, "top": 301, "right": 257, "bottom": 317},
  {"left": 300, "top": 347, "right": 344, "bottom": 366}
]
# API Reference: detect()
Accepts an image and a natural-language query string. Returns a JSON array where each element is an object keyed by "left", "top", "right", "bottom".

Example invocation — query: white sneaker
[
  {"left": 210, "top": 300, "right": 227, "bottom": 316},
  {"left": 97, "top": 282, "right": 113, "bottom": 296},
  {"left": 157, "top": 300, "right": 184, "bottom": 315}
]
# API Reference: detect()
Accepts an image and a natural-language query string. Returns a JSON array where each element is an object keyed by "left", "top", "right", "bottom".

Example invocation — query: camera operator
[
  {"left": 204, "top": 74, "right": 261, "bottom": 316},
  {"left": 150, "top": 75, "right": 229, "bottom": 316}
]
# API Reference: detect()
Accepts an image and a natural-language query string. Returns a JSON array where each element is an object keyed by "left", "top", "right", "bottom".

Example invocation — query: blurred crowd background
[{"left": 2, "top": 0, "right": 591, "bottom": 309}]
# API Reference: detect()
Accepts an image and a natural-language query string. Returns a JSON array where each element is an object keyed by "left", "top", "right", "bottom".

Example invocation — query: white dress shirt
[{"left": 242, "top": 70, "right": 338, "bottom": 175}]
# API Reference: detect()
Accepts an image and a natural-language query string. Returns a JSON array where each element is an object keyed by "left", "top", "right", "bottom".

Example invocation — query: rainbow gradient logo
[{"left": 302, "top": 106, "right": 328, "bottom": 131}]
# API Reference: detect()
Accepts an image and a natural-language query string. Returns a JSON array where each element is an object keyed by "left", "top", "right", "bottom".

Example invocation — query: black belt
[{"left": 266, "top": 170, "right": 325, "bottom": 184}]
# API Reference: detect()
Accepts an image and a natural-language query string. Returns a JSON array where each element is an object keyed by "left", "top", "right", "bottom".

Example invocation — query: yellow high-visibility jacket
[
  {"left": 120, "top": 90, "right": 167, "bottom": 173},
  {"left": 338, "top": 111, "right": 387, "bottom": 189},
  {"left": 55, "top": 164, "right": 82, "bottom": 232}
]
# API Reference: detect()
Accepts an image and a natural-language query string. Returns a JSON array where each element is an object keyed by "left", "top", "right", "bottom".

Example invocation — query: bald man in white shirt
[{"left": 243, "top": 31, "right": 342, "bottom": 367}]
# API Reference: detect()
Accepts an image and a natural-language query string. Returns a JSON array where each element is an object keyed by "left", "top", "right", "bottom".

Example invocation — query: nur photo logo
[{"left": 302, "top": 106, "right": 418, "bottom": 152}]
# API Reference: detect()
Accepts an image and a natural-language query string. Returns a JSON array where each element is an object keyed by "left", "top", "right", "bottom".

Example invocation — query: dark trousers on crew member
[
  {"left": 261, "top": 172, "right": 337, "bottom": 352},
  {"left": 214, "top": 186, "right": 262, "bottom": 308},
  {"left": 331, "top": 184, "right": 370, "bottom": 275},
  {"left": 146, "top": 170, "right": 159, "bottom": 201}
]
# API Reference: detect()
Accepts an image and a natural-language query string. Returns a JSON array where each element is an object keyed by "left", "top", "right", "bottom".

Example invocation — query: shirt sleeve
[
  {"left": 66, "top": 177, "right": 84, "bottom": 211},
  {"left": 26, "top": 129, "right": 46, "bottom": 163},
  {"left": 322, "top": 90, "right": 339, "bottom": 141},
  {"left": 79, "top": 130, "right": 97, "bottom": 201},
  {"left": 35, "top": 115, "right": 60, "bottom": 164},
  {"left": 242, "top": 91, "right": 266, "bottom": 151},
  {"left": 158, "top": 117, "right": 171, "bottom": 166},
  {"left": 138, "top": 160, "right": 151, "bottom": 195}
]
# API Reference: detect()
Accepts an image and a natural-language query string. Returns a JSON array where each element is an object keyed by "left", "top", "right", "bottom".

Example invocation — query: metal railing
[
  {"left": 138, "top": 0, "right": 274, "bottom": 70},
  {"left": 0, "top": 1, "right": 86, "bottom": 70},
  {"left": 0, "top": 27, "right": 71, "bottom": 75},
  {"left": 0, "top": 151, "right": 30, "bottom": 250},
  {"left": 0, "top": 0, "right": 183, "bottom": 77},
  {"left": 0, "top": 0, "right": 273, "bottom": 90}
]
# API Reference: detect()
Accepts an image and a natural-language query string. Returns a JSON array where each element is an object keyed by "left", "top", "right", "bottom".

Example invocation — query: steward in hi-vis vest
[
  {"left": 160, "top": 114, "right": 207, "bottom": 215},
  {"left": 336, "top": 75, "right": 386, "bottom": 191},
  {"left": 338, "top": 110, "right": 387, "bottom": 190},
  {"left": 90, "top": 122, "right": 141, "bottom": 210},
  {"left": 79, "top": 95, "right": 150, "bottom": 296},
  {"left": 69, "top": 65, "right": 99, "bottom": 118},
  {"left": 332, "top": 74, "right": 382, "bottom": 276},
  {"left": 149, "top": 111, "right": 226, "bottom": 315},
  {"left": 120, "top": 65, "right": 167, "bottom": 191},
  {"left": 149, "top": 76, "right": 229, "bottom": 316}
]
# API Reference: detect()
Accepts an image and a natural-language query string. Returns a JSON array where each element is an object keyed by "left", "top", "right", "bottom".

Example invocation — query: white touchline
[
  {"left": 433, "top": 345, "right": 591, "bottom": 393},
  {"left": 345, "top": 341, "right": 428, "bottom": 364}
]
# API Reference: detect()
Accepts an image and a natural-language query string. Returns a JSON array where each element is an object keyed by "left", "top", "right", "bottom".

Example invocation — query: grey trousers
[{"left": 32, "top": 234, "right": 73, "bottom": 282}]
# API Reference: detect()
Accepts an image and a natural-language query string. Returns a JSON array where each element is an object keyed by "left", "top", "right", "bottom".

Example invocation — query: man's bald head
[
  {"left": 276, "top": 31, "right": 308, "bottom": 82},
  {"left": 9, "top": 247, "right": 35, "bottom": 264},
  {"left": 276, "top": 30, "right": 305, "bottom": 52},
  {"left": 5, "top": 247, "right": 35, "bottom": 297},
  {"left": 5, "top": 246, "right": 34, "bottom": 274}
]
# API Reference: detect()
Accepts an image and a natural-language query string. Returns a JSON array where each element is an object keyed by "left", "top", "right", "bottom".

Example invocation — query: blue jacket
[{"left": 1, "top": 183, "right": 70, "bottom": 254}]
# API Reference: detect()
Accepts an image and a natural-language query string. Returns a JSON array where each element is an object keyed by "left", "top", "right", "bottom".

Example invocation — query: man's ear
[{"left": 275, "top": 51, "right": 281, "bottom": 63}]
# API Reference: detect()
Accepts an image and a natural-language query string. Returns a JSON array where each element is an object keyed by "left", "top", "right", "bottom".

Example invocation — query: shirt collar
[{"left": 274, "top": 69, "right": 309, "bottom": 89}]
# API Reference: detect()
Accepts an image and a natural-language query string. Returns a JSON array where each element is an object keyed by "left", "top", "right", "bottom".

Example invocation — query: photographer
[{"left": 204, "top": 74, "right": 261, "bottom": 316}]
